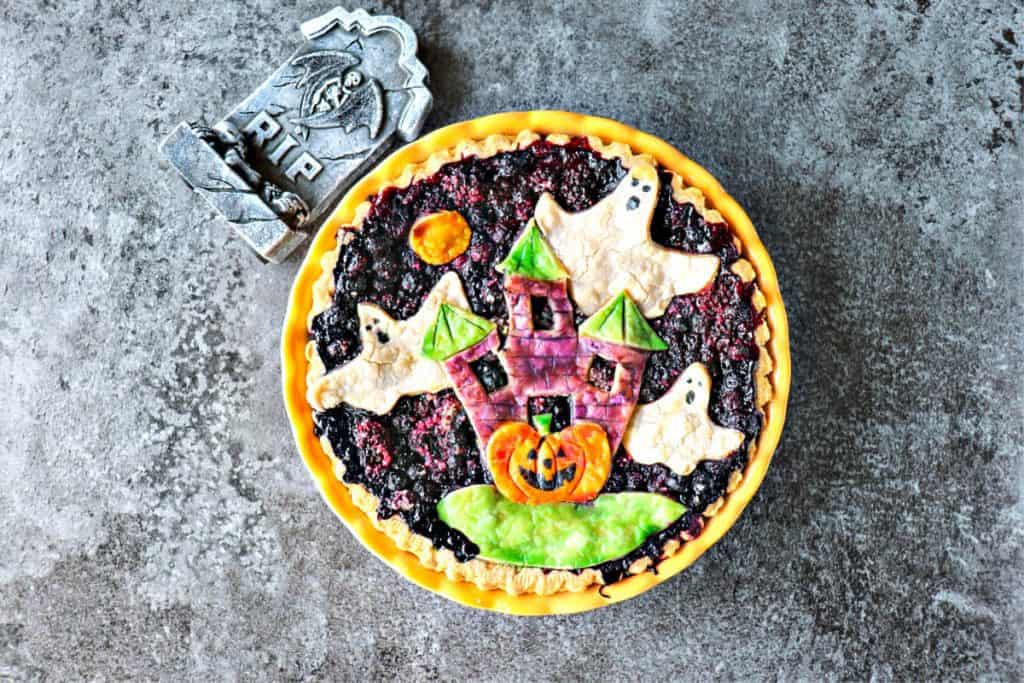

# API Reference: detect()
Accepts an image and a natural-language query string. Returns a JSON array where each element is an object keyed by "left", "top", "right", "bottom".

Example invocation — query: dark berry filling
[
  {"left": 469, "top": 352, "right": 508, "bottom": 394},
  {"left": 314, "top": 390, "right": 488, "bottom": 561},
  {"left": 527, "top": 395, "right": 574, "bottom": 433},
  {"left": 530, "top": 295, "right": 556, "bottom": 331},
  {"left": 311, "top": 139, "right": 763, "bottom": 585},
  {"left": 587, "top": 355, "right": 617, "bottom": 392}
]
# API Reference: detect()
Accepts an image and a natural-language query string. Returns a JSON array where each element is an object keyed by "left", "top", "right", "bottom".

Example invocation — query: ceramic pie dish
[{"left": 282, "top": 111, "right": 790, "bottom": 614}]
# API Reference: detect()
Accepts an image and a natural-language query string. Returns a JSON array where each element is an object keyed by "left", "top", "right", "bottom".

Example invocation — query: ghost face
[
  {"left": 679, "top": 362, "right": 712, "bottom": 412},
  {"left": 613, "top": 162, "right": 660, "bottom": 237},
  {"left": 356, "top": 304, "right": 400, "bottom": 364}
]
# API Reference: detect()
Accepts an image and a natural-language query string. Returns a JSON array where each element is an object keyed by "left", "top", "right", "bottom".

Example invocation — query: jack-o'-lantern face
[
  {"left": 487, "top": 417, "right": 611, "bottom": 504},
  {"left": 509, "top": 430, "right": 586, "bottom": 504}
]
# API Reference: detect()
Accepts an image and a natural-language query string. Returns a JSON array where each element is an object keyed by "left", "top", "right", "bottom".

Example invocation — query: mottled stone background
[{"left": 1, "top": 0, "right": 1021, "bottom": 680}]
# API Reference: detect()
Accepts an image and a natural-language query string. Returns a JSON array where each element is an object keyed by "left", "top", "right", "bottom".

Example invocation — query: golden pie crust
[{"left": 282, "top": 111, "right": 791, "bottom": 613}]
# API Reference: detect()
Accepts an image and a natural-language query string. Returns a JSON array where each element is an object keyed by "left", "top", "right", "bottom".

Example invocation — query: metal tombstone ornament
[{"left": 159, "top": 8, "right": 432, "bottom": 263}]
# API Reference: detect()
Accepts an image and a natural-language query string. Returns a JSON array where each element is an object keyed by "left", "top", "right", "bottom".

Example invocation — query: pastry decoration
[
  {"left": 495, "top": 220, "right": 569, "bottom": 281},
  {"left": 534, "top": 160, "right": 720, "bottom": 316},
  {"left": 437, "top": 485, "right": 685, "bottom": 569},
  {"left": 579, "top": 291, "right": 669, "bottom": 352},
  {"left": 421, "top": 303, "right": 495, "bottom": 360},
  {"left": 623, "top": 362, "right": 746, "bottom": 476},
  {"left": 425, "top": 226, "right": 665, "bottom": 463},
  {"left": 486, "top": 417, "right": 611, "bottom": 504},
  {"left": 307, "top": 272, "right": 470, "bottom": 413},
  {"left": 409, "top": 210, "right": 472, "bottom": 265}
]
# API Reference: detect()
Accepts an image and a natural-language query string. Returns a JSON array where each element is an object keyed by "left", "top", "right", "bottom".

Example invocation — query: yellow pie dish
[{"left": 282, "top": 111, "right": 791, "bottom": 615}]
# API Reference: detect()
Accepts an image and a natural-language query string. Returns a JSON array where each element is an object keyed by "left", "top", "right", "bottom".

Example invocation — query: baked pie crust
[{"left": 282, "top": 111, "right": 790, "bottom": 614}]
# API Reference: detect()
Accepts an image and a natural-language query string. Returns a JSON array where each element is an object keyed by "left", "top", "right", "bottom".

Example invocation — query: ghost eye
[
  {"left": 642, "top": 185, "right": 652, "bottom": 193},
  {"left": 631, "top": 178, "right": 639, "bottom": 186}
]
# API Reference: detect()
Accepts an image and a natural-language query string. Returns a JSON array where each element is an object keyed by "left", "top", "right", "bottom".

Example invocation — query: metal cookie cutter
[{"left": 159, "top": 7, "right": 432, "bottom": 263}]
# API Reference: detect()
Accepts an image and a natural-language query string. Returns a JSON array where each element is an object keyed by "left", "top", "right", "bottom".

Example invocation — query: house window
[
  {"left": 587, "top": 355, "right": 617, "bottom": 392},
  {"left": 528, "top": 396, "right": 572, "bottom": 433},
  {"left": 530, "top": 295, "right": 555, "bottom": 331},
  {"left": 469, "top": 352, "right": 508, "bottom": 394}
]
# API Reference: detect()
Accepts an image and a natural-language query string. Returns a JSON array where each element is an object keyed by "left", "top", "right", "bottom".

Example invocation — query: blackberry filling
[
  {"left": 468, "top": 352, "right": 508, "bottom": 394},
  {"left": 312, "top": 138, "right": 762, "bottom": 585},
  {"left": 314, "top": 390, "right": 488, "bottom": 561},
  {"left": 587, "top": 355, "right": 617, "bottom": 391}
]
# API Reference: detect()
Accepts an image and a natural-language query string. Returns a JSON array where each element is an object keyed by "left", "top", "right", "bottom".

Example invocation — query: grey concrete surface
[{"left": 1, "top": 1, "right": 1021, "bottom": 680}]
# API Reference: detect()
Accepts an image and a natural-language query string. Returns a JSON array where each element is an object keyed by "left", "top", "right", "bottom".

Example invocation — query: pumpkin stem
[{"left": 532, "top": 413, "right": 554, "bottom": 436}]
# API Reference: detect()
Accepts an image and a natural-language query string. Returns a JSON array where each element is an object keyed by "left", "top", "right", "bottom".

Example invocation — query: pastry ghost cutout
[
  {"left": 534, "top": 160, "right": 721, "bottom": 317},
  {"left": 623, "top": 362, "right": 745, "bottom": 476},
  {"left": 307, "top": 272, "right": 470, "bottom": 414}
]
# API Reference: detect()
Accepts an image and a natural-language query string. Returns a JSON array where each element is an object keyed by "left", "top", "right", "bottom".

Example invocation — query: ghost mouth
[
  {"left": 519, "top": 464, "right": 577, "bottom": 491},
  {"left": 626, "top": 196, "right": 641, "bottom": 210}
]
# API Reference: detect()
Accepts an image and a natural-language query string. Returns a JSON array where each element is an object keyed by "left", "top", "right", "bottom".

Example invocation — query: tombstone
[{"left": 159, "top": 7, "right": 432, "bottom": 263}]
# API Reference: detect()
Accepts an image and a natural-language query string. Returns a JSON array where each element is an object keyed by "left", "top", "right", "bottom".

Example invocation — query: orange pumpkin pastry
[
  {"left": 286, "top": 113, "right": 789, "bottom": 612},
  {"left": 486, "top": 417, "right": 610, "bottom": 505}
]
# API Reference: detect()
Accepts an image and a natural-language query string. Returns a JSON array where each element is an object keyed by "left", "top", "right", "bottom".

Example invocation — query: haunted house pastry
[{"left": 307, "top": 131, "right": 774, "bottom": 595}]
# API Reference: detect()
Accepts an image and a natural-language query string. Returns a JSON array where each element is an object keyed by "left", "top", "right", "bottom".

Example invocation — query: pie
[{"left": 283, "top": 113, "right": 789, "bottom": 612}]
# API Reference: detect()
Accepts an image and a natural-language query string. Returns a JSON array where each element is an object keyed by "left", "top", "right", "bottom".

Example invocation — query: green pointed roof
[
  {"left": 495, "top": 220, "right": 569, "bottom": 281},
  {"left": 579, "top": 291, "right": 668, "bottom": 352},
  {"left": 422, "top": 303, "right": 496, "bottom": 361}
]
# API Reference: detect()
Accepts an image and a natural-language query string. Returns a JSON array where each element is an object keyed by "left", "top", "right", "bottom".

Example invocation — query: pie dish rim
[{"left": 281, "top": 110, "right": 791, "bottom": 615}]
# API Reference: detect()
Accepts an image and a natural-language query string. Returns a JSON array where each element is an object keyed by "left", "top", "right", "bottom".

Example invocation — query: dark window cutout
[
  {"left": 531, "top": 295, "right": 555, "bottom": 331},
  {"left": 528, "top": 395, "right": 572, "bottom": 433},
  {"left": 469, "top": 352, "right": 508, "bottom": 394},
  {"left": 587, "top": 355, "right": 617, "bottom": 391}
]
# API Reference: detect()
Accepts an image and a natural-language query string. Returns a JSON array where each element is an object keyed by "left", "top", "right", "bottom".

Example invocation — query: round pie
[{"left": 282, "top": 112, "right": 790, "bottom": 614}]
